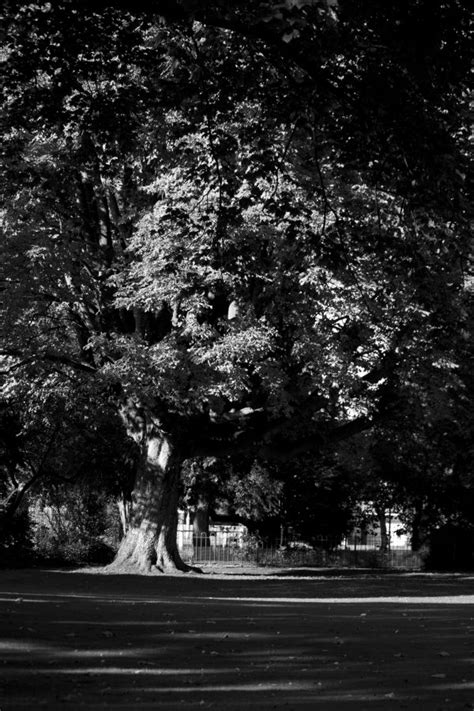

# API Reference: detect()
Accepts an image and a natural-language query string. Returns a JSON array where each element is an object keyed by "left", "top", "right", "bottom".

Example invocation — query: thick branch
[
  {"left": 0, "top": 424, "right": 61, "bottom": 532},
  {"left": 0, "top": 470, "right": 45, "bottom": 532},
  {"left": 0, "top": 349, "right": 97, "bottom": 374},
  {"left": 270, "top": 413, "right": 378, "bottom": 460},
  {"left": 188, "top": 406, "right": 384, "bottom": 461}
]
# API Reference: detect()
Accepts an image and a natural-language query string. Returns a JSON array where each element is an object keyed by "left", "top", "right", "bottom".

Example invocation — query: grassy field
[{"left": 1, "top": 568, "right": 474, "bottom": 710}]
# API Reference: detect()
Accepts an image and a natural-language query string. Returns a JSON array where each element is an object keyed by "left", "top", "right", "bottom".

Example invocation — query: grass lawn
[{"left": 1, "top": 568, "right": 474, "bottom": 709}]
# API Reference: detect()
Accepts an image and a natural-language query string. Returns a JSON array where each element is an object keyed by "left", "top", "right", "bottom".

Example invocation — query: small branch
[{"left": 0, "top": 356, "right": 36, "bottom": 375}]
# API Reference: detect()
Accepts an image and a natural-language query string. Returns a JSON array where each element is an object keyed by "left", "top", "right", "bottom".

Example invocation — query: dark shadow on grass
[
  {"left": 268, "top": 567, "right": 397, "bottom": 577},
  {"left": 1, "top": 569, "right": 474, "bottom": 709}
]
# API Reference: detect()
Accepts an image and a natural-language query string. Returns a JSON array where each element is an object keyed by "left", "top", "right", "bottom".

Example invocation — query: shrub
[
  {"left": 31, "top": 487, "right": 118, "bottom": 565},
  {"left": 0, "top": 509, "right": 34, "bottom": 567}
]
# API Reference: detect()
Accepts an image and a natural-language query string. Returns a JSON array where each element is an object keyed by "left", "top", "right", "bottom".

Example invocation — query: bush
[
  {"left": 31, "top": 487, "right": 119, "bottom": 565},
  {"left": 426, "top": 526, "right": 474, "bottom": 571},
  {"left": 0, "top": 509, "right": 34, "bottom": 567}
]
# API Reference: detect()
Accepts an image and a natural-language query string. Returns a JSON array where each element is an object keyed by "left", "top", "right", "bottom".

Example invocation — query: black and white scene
[{"left": 0, "top": 1, "right": 472, "bottom": 709}]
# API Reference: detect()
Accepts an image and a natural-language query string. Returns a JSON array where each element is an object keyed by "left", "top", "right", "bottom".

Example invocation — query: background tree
[{"left": 181, "top": 456, "right": 283, "bottom": 544}]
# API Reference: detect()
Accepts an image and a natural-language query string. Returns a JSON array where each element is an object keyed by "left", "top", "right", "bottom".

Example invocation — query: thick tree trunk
[{"left": 109, "top": 413, "right": 197, "bottom": 574}]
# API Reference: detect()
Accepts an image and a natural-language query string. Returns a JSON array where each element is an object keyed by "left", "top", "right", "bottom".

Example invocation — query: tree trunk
[
  {"left": 0, "top": 485, "right": 26, "bottom": 535},
  {"left": 192, "top": 497, "right": 210, "bottom": 549},
  {"left": 117, "top": 495, "right": 131, "bottom": 537},
  {"left": 0, "top": 471, "right": 42, "bottom": 536},
  {"left": 411, "top": 501, "right": 428, "bottom": 552},
  {"left": 375, "top": 506, "right": 390, "bottom": 553},
  {"left": 109, "top": 412, "right": 197, "bottom": 574}
]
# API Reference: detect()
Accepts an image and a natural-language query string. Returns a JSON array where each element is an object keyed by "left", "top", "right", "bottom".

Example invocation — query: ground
[{"left": 1, "top": 568, "right": 474, "bottom": 710}]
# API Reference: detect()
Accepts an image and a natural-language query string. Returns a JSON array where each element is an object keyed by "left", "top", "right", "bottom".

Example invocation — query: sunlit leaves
[{"left": 1, "top": 1, "right": 471, "bottom": 468}]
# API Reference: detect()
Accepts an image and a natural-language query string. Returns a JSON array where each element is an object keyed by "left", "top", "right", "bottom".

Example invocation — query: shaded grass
[{"left": 0, "top": 569, "right": 473, "bottom": 710}]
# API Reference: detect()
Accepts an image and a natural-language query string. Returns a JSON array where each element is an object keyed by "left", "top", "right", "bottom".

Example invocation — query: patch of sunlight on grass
[
  {"left": 58, "top": 649, "right": 153, "bottom": 658},
  {"left": 0, "top": 596, "right": 54, "bottom": 604},
  {"left": 165, "top": 631, "right": 271, "bottom": 639},
  {"left": 207, "top": 595, "right": 474, "bottom": 605},
  {"left": 0, "top": 640, "right": 56, "bottom": 652},
  {"left": 0, "top": 592, "right": 202, "bottom": 605},
  {"left": 137, "top": 681, "right": 316, "bottom": 692},
  {"left": 0, "top": 666, "right": 235, "bottom": 676},
  {"left": 51, "top": 619, "right": 174, "bottom": 626},
  {"left": 0, "top": 641, "right": 155, "bottom": 660}
]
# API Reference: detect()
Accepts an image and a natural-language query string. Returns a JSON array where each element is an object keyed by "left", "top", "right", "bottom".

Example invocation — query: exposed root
[
  {"left": 104, "top": 544, "right": 203, "bottom": 575},
  {"left": 102, "top": 558, "right": 153, "bottom": 575},
  {"left": 107, "top": 521, "right": 203, "bottom": 575}
]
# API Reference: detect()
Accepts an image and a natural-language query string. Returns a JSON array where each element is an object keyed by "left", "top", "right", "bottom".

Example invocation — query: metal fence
[{"left": 178, "top": 530, "right": 423, "bottom": 571}]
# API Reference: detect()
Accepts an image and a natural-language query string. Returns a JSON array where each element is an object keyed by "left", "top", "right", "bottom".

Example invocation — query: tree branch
[
  {"left": 58, "top": 1, "right": 333, "bottom": 87},
  {"left": 0, "top": 349, "right": 97, "bottom": 374}
]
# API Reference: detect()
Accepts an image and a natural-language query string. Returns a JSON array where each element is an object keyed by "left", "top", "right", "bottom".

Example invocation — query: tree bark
[
  {"left": 0, "top": 467, "right": 46, "bottom": 537},
  {"left": 109, "top": 409, "right": 197, "bottom": 573},
  {"left": 192, "top": 497, "right": 210, "bottom": 548},
  {"left": 117, "top": 495, "right": 131, "bottom": 537},
  {"left": 411, "top": 501, "right": 428, "bottom": 552},
  {"left": 0, "top": 485, "right": 27, "bottom": 535},
  {"left": 375, "top": 506, "right": 389, "bottom": 553}
]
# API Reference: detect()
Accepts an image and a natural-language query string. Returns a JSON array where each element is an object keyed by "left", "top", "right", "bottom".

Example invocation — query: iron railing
[{"left": 178, "top": 530, "right": 423, "bottom": 570}]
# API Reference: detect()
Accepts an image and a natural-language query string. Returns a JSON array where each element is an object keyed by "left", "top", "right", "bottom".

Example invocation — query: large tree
[{"left": 1, "top": 1, "right": 471, "bottom": 571}]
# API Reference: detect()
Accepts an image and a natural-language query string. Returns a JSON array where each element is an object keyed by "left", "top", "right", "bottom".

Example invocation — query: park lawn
[{"left": 0, "top": 569, "right": 474, "bottom": 710}]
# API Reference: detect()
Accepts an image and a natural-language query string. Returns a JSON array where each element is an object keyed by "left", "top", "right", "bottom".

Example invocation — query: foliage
[
  {"left": 427, "top": 524, "right": 474, "bottom": 571},
  {"left": 0, "top": 373, "right": 135, "bottom": 561},
  {"left": 225, "top": 461, "right": 283, "bottom": 522},
  {"left": 280, "top": 455, "right": 355, "bottom": 543},
  {"left": 183, "top": 453, "right": 356, "bottom": 544},
  {"left": 335, "top": 336, "right": 474, "bottom": 548},
  {"left": 0, "top": 510, "right": 33, "bottom": 567},
  {"left": 32, "top": 486, "right": 118, "bottom": 565},
  {"left": 181, "top": 456, "right": 283, "bottom": 539},
  {"left": 1, "top": 377, "right": 134, "bottom": 488}
]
